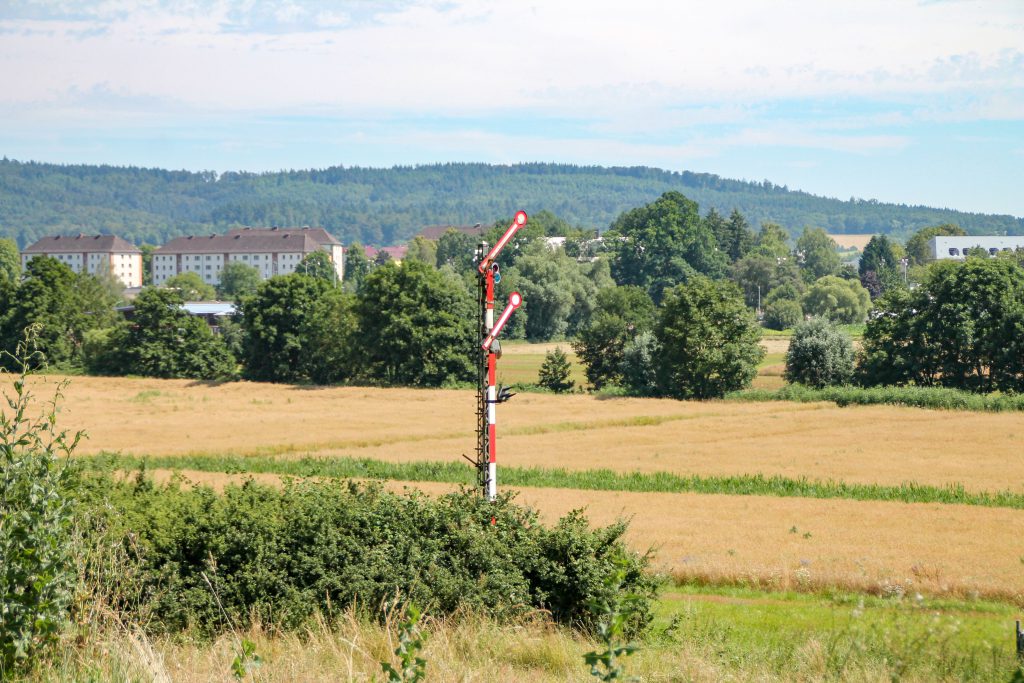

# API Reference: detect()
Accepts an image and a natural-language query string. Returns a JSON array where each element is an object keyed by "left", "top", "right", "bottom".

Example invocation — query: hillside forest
[{"left": 2, "top": 158, "right": 1022, "bottom": 249}]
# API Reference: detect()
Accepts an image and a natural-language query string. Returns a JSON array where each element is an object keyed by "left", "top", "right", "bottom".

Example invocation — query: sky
[{"left": 1, "top": 0, "right": 1022, "bottom": 217}]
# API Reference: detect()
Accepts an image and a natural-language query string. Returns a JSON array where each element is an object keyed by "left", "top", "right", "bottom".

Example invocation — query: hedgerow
[
  {"left": 728, "top": 384, "right": 1024, "bottom": 412},
  {"left": 75, "top": 472, "right": 656, "bottom": 637}
]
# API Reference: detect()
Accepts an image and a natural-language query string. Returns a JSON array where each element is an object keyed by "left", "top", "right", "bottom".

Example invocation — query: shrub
[
  {"left": 77, "top": 474, "right": 656, "bottom": 637},
  {"left": 1, "top": 331, "right": 82, "bottom": 674},
  {"left": 763, "top": 299, "right": 803, "bottom": 331},
  {"left": 538, "top": 347, "right": 574, "bottom": 393},
  {"left": 784, "top": 317, "right": 855, "bottom": 388},
  {"left": 620, "top": 331, "right": 660, "bottom": 397},
  {"left": 802, "top": 276, "right": 871, "bottom": 324}
]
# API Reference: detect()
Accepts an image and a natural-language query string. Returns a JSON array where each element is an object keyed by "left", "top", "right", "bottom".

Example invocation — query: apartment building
[
  {"left": 929, "top": 235, "right": 1024, "bottom": 260},
  {"left": 153, "top": 227, "right": 344, "bottom": 286},
  {"left": 21, "top": 234, "right": 143, "bottom": 287}
]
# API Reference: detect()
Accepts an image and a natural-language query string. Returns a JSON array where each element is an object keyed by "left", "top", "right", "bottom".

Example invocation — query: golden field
[
  {"left": 14, "top": 370, "right": 1024, "bottom": 601},
  {"left": 41, "top": 375, "right": 1024, "bottom": 494},
  {"left": 148, "top": 468, "right": 1024, "bottom": 602}
]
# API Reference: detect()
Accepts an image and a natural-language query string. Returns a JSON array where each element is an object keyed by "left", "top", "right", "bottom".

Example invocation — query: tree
[
  {"left": 355, "top": 261, "right": 476, "bottom": 386},
  {"left": 801, "top": 276, "right": 871, "bottom": 324},
  {"left": 795, "top": 227, "right": 841, "bottom": 282},
  {"left": 217, "top": 261, "right": 262, "bottom": 300},
  {"left": 436, "top": 229, "right": 477, "bottom": 273},
  {"left": 0, "top": 237, "right": 19, "bottom": 283},
  {"left": 502, "top": 241, "right": 595, "bottom": 341},
  {"left": 751, "top": 223, "right": 791, "bottom": 260},
  {"left": 0, "top": 257, "right": 117, "bottom": 369},
  {"left": 784, "top": 317, "right": 855, "bottom": 388},
  {"left": 654, "top": 276, "right": 764, "bottom": 399},
  {"left": 620, "top": 331, "right": 660, "bottom": 396},
  {"left": 297, "top": 250, "right": 339, "bottom": 284},
  {"left": 905, "top": 224, "right": 965, "bottom": 267},
  {"left": 164, "top": 271, "right": 216, "bottom": 301},
  {"left": 538, "top": 347, "right": 575, "bottom": 393},
  {"left": 607, "top": 192, "right": 728, "bottom": 303},
  {"left": 763, "top": 299, "right": 803, "bottom": 331},
  {"left": 344, "top": 242, "right": 371, "bottom": 291},
  {"left": 405, "top": 236, "right": 438, "bottom": 268},
  {"left": 723, "top": 209, "right": 754, "bottom": 262},
  {"left": 96, "top": 287, "right": 235, "bottom": 379},
  {"left": 241, "top": 274, "right": 355, "bottom": 384},
  {"left": 859, "top": 235, "right": 901, "bottom": 297},
  {"left": 572, "top": 286, "right": 656, "bottom": 389},
  {"left": 139, "top": 243, "right": 156, "bottom": 286}
]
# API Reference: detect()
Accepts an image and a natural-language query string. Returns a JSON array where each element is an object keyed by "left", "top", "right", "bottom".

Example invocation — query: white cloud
[{"left": 1, "top": 0, "right": 1022, "bottom": 116}]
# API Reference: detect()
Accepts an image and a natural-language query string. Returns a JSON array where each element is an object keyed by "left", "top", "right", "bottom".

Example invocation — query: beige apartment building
[
  {"left": 153, "top": 227, "right": 344, "bottom": 286},
  {"left": 21, "top": 234, "right": 143, "bottom": 287}
]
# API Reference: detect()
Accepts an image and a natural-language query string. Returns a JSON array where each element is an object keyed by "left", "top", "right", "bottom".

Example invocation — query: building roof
[
  {"left": 156, "top": 232, "right": 323, "bottom": 254},
  {"left": 225, "top": 226, "right": 341, "bottom": 246},
  {"left": 417, "top": 224, "right": 486, "bottom": 241},
  {"left": 23, "top": 234, "right": 141, "bottom": 254},
  {"left": 364, "top": 245, "right": 408, "bottom": 261}
]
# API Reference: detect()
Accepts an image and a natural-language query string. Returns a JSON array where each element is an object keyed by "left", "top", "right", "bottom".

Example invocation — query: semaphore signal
[{"left": 473, "top": 212, "right": 527, "bottom": 503}]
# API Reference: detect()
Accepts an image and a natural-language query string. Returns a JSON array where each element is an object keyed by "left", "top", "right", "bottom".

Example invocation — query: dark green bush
[
  {"left": 729, "top": 383, "right": 1024, "bottom": 412},
  {"left": 763, "top": 299, "right": 802, "bottom": 331},
  {"left": 77, "top": 474, "right": 656, "bottom": 637},
  {"left": 784, "top": 317, "right": 855, "bottom": 388}
]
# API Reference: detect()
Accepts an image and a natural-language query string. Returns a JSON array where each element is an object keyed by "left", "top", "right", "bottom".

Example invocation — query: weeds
[
  {"left": 380, "top": 603, "right": 427, "bottom": 682},
  {"left": 730, "top": 383, "right": 1024, "bottom": 412}
]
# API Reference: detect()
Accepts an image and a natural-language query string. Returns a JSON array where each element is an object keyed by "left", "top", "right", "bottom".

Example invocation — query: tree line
[
  {"left": 2, "top": 190, "right": 1022, "bottom": 396},
  {"left": 3, "top": 158, "right": 1021, "bottom": 250}
]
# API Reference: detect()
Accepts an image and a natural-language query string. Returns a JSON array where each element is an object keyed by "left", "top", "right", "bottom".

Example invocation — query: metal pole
[
  {"left": 476, "top": 242, "right": 491, "bottom": 499},
  {"left": 485, "top": 268, "right": 497, "bottom": 501}
]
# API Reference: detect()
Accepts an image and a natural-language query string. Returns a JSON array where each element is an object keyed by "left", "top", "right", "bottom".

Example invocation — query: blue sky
[{"left": 1, "top": 0, "right": 1022, "bottom": 216}]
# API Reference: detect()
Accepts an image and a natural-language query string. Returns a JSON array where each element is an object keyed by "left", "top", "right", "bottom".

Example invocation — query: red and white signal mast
[{"left": 474, "top": 211, "right": 527, "bottom": 501}]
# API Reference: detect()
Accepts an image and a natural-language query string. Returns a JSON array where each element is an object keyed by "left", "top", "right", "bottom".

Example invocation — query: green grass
[
  {"left": 760, "top": 323, "right": 864, "bottom": 339},
  {"left": 653, "top": 584, "right": 1021, "bottom": 681},
  {"left": 730, "top": 383, "right": 1024, "bottom": 412},
  {"left": 495, "top": 343, "right": 588, "bottom": 386},
  {"left": 84, "top": 453, "right": 1024, "bottom": 510}
]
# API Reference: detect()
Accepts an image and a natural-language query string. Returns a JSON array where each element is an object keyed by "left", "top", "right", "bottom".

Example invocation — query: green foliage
[
  {"left": 751, "top": 222, "right": 791, "bottom": 260},
  {"left": 801, "top": 276, "right": 871, "bottom": 324},
  {"left": 503, "top": 242, "right": 596, "bottom": 341},
  {"left": 619, "top": 331, "right": 660, "bottom": 397},
  {"left": 296, "top": 250, "right": 339, "bottom": 284},
  {"left": 784, "top": 317, "right": 855, "bottom": 388},
  {"left": 95, "top": 288, "right": 236, "bottom": 379},
  {"left": 355, "top": 261, "right": 475, "bottom": 386},
  {"left": 90, "top": 451, "right": 1024, "bottom": 510},
  {"left": 0, "top": 331, "right": 82, "bottom": 674},
  {"left": 572, "top": 286, "right": 656, "bottom": 389},
  {"left": 217, "top": 261, "right": 262, "bottom": 300},
  {"left": 538, "top": 347, "right": 575, "bottom": 393},
  {"left": 74, "top": 474, "right": 655, "bottom": 636},
  {"left": 381, "top": 604, "right": 427, "bottom": 682},
  {"left": 0, "top": 257, "right": 119, "bottom": 369},
  {"left": 240, "top": 274, "right": 354, "bottom": 384},
  {"left": 905, "top": 223, "right": 965, "bottom": 267},
  {"left": 164, "top": 270, "right": 217, "bottom": 301},
  {"left": 653, "top": 276, "right": 765, "bottom": 399},
  {"left": 859, "top": 234, "right": 903, "bottom": 297},
  {"left": 583, "top": 554, "right": 642, "bottom": 681},
  {"left": 231, "top": 638, "right": 262, "bottom": 679},
  {"left": 435, "top": 229, "right": 477, "bottom": 272},
  {"left": 732, "top": 383, "right": 1024, "bottom": 413},
  {"left": 404, "top": 236, "right": 437, "bottom": 268},
  {"left": 344, "top": 242, "right": 371, "bottom": 291},
  {"left": 763, "top": 298, "right": 803, "bottom": 331},
  {"left": 5, "top": 160, "right": 1018, "bottom": 251},
  {"left": 0, "top": 237, "right": 19, "bottom": 283},
  {"left": 795, "top": 227, "right": 841, "bottom": 281},
  {"left": 607, "top": 191, "right": 728, "bottom": 303},
  {"left": 858, "top": 258, "right": 1024, "bottom": 392}
]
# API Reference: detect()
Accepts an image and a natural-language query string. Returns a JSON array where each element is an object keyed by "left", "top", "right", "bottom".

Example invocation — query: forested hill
[{"left": 1, "top": 158, "right": 1020, "bottom": 248}]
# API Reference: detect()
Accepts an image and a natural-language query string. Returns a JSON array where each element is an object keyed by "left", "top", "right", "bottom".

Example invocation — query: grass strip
[
  {"left": 727, "top": 384, "right": 1024, "bottom": 412},
  {"left": 83, "top": 453, "right": 1024, "bottom": 510}
]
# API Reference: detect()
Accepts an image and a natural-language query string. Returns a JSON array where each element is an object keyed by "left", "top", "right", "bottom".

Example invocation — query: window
[
  {"left": 948, "top": 248, "right": 959, "bottom": 256},
  {"left": 989, "top": 248, "right": 999, "bottom": 255}
]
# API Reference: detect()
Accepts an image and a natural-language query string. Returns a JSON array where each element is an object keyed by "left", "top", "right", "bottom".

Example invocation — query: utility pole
[{"left": 474, "top": 211, "right": 527, "bottom": 502}]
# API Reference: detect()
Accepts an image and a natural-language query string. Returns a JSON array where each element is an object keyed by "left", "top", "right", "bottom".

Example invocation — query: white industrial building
[
  {"left": 153, "top": 227, "right": 344, "bottom": 286},
  {"left": 21, "top": 234, "right": 143, "bottom": 287},
  {"left": 929, "top": 235, "right": 1024, "bottom": 260}
]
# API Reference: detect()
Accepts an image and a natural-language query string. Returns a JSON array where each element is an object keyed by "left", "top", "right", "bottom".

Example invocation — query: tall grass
[
  {"left": 85, "top": 453, "right": 1024, "bottom": 510},
  {"left": 729, "top": 383, "right": 1024, "bottom": 412}
]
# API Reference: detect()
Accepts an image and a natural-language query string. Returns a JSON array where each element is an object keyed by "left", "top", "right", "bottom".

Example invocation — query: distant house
[
  {"left": 417, "top": 224, "right": 487, "bottom": 241},
  {"left": 364, "top": 245, "right": 408, "bottom": 262},
  {"left": 21, "top": 233, "right": 143, "bottom": 287},
  {"left": 929, "top": 236, "right": 1024, "bottom": 260},
  {"left": 117, "top": 301, "right": 237, "bottom": 334},
  {"left": 153, "top": 226, "right": 344, "bottom": 286}
]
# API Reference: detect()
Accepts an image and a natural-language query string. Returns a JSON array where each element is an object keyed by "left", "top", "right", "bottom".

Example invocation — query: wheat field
[{"left": 40, "top": 375, "right": 1024, "bottom": 493}]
